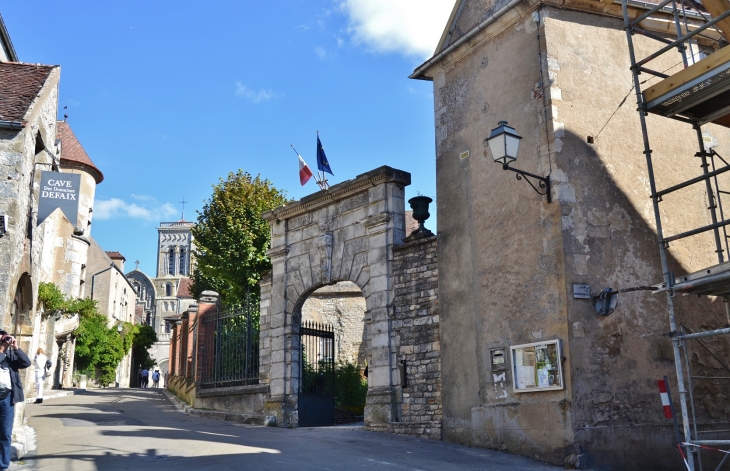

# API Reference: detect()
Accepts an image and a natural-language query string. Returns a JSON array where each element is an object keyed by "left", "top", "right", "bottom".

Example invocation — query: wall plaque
[{"left": 573, "top": 284, "right": 591, "bottom": 299}]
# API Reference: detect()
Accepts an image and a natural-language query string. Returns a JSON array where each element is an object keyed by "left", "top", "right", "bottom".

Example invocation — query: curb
[
  {"left": 161, "top": 390, "right": 268, "bottom": 426},
  {"left": 25, "top": 388, "right": 79, "bottom": 404}
]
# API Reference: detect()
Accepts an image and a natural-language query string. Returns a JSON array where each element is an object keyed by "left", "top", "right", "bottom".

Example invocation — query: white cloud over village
[
  {"left": 94, "top": 197, "right": 177, "bottom": 221},
  {"left": 235, "top": 82, "right": 279, "bottom": 103},
  {"left": 339, "top": 0, "right": 453, "bottom": 58}
]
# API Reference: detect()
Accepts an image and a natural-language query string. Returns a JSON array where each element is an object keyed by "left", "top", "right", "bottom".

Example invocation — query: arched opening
[
  {"left": 179, "top": 247, "right": 186, "bottom": 275},
  {"left": 296, "top": 281, "right": 368, "bottom": 426},
  {"left": 12, "top": 274, "right": 33, "bottom": 336},
  {"left": 168, "top": 247, "right": 175, "bottom": 275}
]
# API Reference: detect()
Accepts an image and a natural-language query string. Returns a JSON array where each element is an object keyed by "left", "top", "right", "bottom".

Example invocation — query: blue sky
[{"left": 3, "top": 1, "right": 451, "bottom": 276}]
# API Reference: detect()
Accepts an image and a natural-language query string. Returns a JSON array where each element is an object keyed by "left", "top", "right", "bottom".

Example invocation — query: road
[{"left": 14, "top": 389, "right": 564, "bottom": 470}]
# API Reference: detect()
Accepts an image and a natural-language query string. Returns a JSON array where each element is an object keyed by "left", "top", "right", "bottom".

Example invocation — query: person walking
[
  {"left": 151, "top": 370, "right": 160, "bottom": 388},
  {"left": 33, "top": 348, "right": 49, "bottom": 404},
  {"left": 141, "top": 368, "right": 149, "bottom": 388},
  {"left": 0, "top": 330, "right": 30, "bottom": 471}
]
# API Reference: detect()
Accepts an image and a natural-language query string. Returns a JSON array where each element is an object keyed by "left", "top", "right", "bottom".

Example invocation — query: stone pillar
[{"left": 262, "top": 245, "right": 292, "bottom": 426}]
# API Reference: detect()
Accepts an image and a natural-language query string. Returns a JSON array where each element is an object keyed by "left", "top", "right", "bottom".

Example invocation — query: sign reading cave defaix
[{"left": 37, "top": 171, "right": 81, "bottom": 226}]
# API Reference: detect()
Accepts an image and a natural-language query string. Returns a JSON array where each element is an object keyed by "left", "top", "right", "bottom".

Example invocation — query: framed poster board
[{"left": 510, "top": 340, "right": 563, "bottom": 392}]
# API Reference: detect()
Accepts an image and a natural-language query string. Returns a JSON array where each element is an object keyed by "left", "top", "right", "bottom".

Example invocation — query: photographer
[{"left": 0, "top": 330, "right": 30, "bottom": 471}]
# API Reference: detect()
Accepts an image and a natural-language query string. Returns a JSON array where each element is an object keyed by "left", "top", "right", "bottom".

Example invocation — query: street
[{"left": 14, "top": 389, "right": 564, "bottom": 470}]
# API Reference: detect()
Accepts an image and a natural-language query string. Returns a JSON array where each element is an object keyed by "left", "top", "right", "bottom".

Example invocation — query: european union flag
[{"left": 317, "top": 135, "right": 333, "bottom": 175}]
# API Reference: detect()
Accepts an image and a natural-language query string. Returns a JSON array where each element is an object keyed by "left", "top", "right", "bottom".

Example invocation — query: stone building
[
  {"left": 410, "top": 0, "right": 730, "bottom": 468},
  {"left": 83, "top": 244, "right": 135, "bottom": 387},
  {"left": 127, "top": 219, "right": 196, "bottom": 378}
]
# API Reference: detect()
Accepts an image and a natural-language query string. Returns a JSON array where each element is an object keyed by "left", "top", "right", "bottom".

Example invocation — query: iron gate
[
  {"left": 299, "top": 321, "right": 335, "bottom": 427},
  {"left": 198, "top": 297, "right": 259, "bottom": 389}
]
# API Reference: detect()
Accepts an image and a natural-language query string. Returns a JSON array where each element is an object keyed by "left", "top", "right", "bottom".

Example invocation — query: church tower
[{"left": 156, "top": 220, "right": 195, "bottom": 278}]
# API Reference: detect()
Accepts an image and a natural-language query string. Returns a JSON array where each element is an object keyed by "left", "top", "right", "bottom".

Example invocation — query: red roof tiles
[
  {"left": 177, "top": 277, "right": 194, "bottom": 299},
  {"left": 57, "top": 121, "right": 104, "bottom": 183},
  {"left": 0, "top": 62, "right": 55, "bottom": 124},
  {"left": 105, "top": 251, "right": 125, "bottom": 260}
]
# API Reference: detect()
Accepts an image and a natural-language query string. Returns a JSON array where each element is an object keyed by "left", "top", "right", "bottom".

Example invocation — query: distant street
[{"left": 15, "top": 389, "right": 564, "bottom": 470}]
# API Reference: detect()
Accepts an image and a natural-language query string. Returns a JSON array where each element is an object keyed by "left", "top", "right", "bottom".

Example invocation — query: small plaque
[
  {"left": 573, "top": 284, "right": 591, "bottom": 299},
  {"left": 491, "top": 348, "right": 507, "bottom": 372}
]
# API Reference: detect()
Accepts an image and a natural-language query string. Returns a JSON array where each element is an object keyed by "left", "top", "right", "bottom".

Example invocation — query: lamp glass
[
  {"left": 487, "top": 121, "right": 522, "bottom": 165},
  {"left": 117, "top": 324, "right": 123, "bottom": 332}
]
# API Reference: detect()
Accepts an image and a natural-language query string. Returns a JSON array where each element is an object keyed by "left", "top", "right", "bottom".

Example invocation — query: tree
[
  {"left": 131, "top": 325, "right": 158, "bottom": 371},
  {"left": 191, "top": 171, "right": 289, "bottom": 305}
]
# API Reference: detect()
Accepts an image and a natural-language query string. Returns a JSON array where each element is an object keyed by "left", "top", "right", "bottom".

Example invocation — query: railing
[{"left": 198, "top": 298, "right": 259, "bottom": 389}]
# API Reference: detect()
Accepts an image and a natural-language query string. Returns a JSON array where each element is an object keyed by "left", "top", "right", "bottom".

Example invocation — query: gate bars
[
  {"left": 198, "top": 296, "right": 260, "bottom": 389},
  {"left": 622, "top": 1, "right": 730, "bottom": 469}
]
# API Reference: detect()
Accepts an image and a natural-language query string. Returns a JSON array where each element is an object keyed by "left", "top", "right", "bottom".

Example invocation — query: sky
[{"left": 3, "top": 0, "right": 452, "bottom": 276}]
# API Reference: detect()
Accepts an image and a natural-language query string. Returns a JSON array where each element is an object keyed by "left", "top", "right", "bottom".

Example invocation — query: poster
[{"left": 510, "top": 340, "right": 563, "bottom": 392}]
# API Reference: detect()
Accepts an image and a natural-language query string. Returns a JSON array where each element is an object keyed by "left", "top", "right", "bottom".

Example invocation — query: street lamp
[{"left": 486, "top": 121, "right": 551, "bottom": 203}]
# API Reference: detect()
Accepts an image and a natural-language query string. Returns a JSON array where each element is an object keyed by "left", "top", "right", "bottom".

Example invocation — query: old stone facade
[
  {"left": 411, "top": 0, "right": 730, "bottom": 468},
  {"left": 301, "top": 281, "right": 366, "bottom": 366},
  {"left": 128, "top": 219, "right": 196, "bottom": 378},
  {"left": 259, "top": 166, "right": 410, "bottom": 427}
]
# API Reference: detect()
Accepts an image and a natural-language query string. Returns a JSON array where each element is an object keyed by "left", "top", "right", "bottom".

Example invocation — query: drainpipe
[{"left": 90, "top": 263, "right": 114, "bottom": 301}]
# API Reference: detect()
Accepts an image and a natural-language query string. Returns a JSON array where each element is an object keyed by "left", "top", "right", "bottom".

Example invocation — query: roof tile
[
  {"left": 0, "top": 62, "right": 55, "bottom": 123},
  {"left": 57, "top": 121, "right": 104, "bottom": 183}
]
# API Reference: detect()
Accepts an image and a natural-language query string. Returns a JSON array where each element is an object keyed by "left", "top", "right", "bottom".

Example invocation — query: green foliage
[
  {"left": 75, "top": 315, "right": 137, "bottom": 387},
  {"left": 335, "top": 361, "right": 368, "bottom": 414},
  {"left": 38, "top": 282, "right": 66, "bottom": 312},
  {"left": 38, "top": 282, "right": 97, "bottom": 318},
  {"left": 132, "top": 325, "right": 158, "bottom": 370},
  {"left": 191, "top": 171, "right": 289, "bottom": 306},
  {"left": 39, "top": 283, "right": 143, "bottom": 387}
]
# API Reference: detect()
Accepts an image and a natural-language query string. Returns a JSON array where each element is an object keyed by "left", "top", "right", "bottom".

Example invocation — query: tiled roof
[
  {"left": 105, "top": 251, "right": 125, "bottom": 260},
  {"left": 57, "top": 121, "right": 104, "bottom": 183},
  {"left": 177, "top": 277, "right": 194, "bottom": 298},
  {"left": 0, "top": 62, "right": 55, "bottom": 123}
]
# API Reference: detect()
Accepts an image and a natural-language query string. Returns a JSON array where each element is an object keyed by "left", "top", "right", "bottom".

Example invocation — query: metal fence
[{"left": 198, "top": 297, "right": 259, "bottom": 389}]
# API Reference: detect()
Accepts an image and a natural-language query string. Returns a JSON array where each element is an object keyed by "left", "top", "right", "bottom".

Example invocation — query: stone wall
[
  {"left": 415, "top": 1, "right": 730, "bottom": 468},
  {"left": 301, "top": 281, "right": 366, "bottom": 366},
  {"left": 369, "top": 235, "right": 441, "bottom": 440}
]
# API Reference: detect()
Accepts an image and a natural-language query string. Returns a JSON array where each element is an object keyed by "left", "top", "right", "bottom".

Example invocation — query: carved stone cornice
[
  {"left": 262, "top": 166, "right": 410, "bottom": 222},
  {"left": 266, "top": 245, "right": 290, "bottom": 259}
]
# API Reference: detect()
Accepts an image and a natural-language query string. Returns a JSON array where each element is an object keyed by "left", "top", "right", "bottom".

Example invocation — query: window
[
  {"left": 165, "top": 283, "right": 172, "bottom": 297},
  {"left": 168, "top": 247, "right": 175, "bottom": 275},
  {"left": 179, "top": 247, "right": 186, "bottom": 275}
]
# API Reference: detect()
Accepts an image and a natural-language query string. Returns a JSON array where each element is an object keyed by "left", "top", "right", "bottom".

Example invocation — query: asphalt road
[{"left": 15, "top": 389, "right": 564, "bottom": 470}]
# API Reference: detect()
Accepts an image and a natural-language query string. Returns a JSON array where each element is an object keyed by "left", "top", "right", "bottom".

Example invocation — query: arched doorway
[
  {"left": 259, "top": 166, "right": 411, "bottom": 427},
  {"left": 297, "top": 281, "right": 367, "bottom": 426}
]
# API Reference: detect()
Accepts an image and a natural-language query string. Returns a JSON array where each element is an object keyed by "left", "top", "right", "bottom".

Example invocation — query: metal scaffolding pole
[{"left": 622, "top": 1, "right": 696, "bottom": 467}]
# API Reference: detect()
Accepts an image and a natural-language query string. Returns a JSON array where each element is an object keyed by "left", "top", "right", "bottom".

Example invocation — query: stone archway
[{"left": 259, "top": 166, "right": 410, "bottom": 427}]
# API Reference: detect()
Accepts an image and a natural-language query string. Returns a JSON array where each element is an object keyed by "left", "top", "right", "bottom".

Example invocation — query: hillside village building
[
  {"left": 128, "top": 219, "right": 196, "bottom": 379},
  {"left": 409, "top": 0, "right": 730, "bottom": 468}
]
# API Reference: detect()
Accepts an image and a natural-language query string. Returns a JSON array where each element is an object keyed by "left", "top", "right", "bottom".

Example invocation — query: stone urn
[{"left": 406, "top": 196, "right": 434, "bottom": 240}]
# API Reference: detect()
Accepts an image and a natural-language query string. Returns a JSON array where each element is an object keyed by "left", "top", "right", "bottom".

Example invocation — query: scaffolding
[{"left": 622, "top": 0, "right": 730, "bottom": 468}]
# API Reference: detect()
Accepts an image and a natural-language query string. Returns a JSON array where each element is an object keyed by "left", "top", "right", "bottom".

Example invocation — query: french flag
[{"left": 298, "top": 155, "right": 313, "bottom": 186}]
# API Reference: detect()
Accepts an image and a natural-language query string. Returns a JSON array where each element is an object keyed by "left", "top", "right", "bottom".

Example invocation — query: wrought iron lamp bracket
[{"left": 502, "top": 164, "right": 552, "bottom": 203}]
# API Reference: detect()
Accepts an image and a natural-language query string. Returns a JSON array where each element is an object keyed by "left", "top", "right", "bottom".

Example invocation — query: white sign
[{"left": 573, "top": 284, "right": 591, "bottom": 299}]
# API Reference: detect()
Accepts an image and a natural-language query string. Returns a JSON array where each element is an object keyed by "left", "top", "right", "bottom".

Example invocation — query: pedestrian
[
  {"left": 33, "top": 348, "right": 49, "bottom": 404},
  {"left": 141, "top": 368, "right": 149, "bottom": 388},
  {"left": 0, "top": 330, "right": 31, "bottom": 471},
  {"left": 137, "top": 367, "right": 142, "bottom": 388},
  {"left": 152, "top": 370, "right": 160, "bottom": 388}
]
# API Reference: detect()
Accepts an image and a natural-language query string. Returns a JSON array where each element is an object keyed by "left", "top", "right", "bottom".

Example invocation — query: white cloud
[
  {"left": 131, "top": 193, "right": 156, "bottom": 202},
  {"left": 339, "top": 0, "right": 453, "bottom": 58},
  {"left": 315, "top": 47, "right": 327, "bottom": 60},
  {"left": 94, "top": 198, "right": 177, "bottom": 221},
  {"left": 235, "top": 82, "right": 279, "bottom": 103}
]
